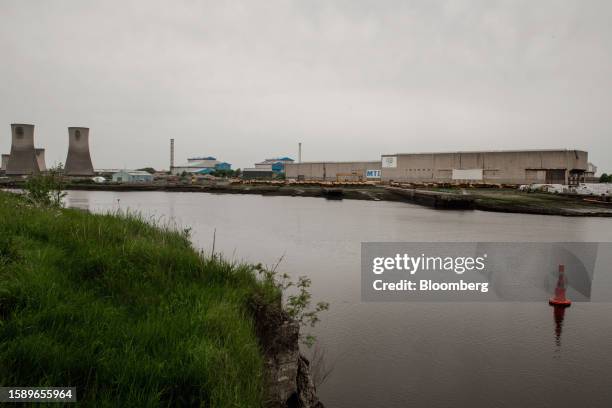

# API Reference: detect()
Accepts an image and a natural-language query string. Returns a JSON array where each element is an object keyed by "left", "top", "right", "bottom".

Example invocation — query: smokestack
[
  {"left": 298, "top": 142, "right": 302, "bottom": 164},
  {"left": 35, "top": 148, "right": 47, "bottom": 172},
  {"left": 6, "top": 124, "right": 40, "bottom": 175},
  {"left": 170, "top": 138, "right": 175, "bottom": 171},
  {"left": 65, "top": 127, "right": 94, "bottom": 176}
]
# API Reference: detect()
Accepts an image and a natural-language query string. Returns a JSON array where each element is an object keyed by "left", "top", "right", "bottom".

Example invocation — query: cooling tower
[
  {"left": 64, "top": 127, "right": 94, "bottom": 176},
  {"left": 1, "top": 154, "right": 9, "bottom": 172},
  {"left": 6, "top": 124, "right": 40, "bottom": 175},
  {"left": 35, "top": 148, "right": 47, "bottom": 172}
]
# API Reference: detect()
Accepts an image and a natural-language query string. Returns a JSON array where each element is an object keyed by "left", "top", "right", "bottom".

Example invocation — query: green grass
[{"left": 0, "top": 191, "right": 279, "bottom": 407}]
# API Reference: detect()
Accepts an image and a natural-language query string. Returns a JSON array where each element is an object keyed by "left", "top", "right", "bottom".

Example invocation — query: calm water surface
[{"left": 66, "top": 190, "right": 612, "bottom": 408}]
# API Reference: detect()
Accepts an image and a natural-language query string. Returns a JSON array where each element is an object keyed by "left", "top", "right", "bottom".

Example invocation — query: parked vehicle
[{"left": 572, "top": 183, "right": 612, "bottom": 197}]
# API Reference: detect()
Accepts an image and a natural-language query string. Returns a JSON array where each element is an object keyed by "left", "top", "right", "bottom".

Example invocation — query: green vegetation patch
[{"left": 0, "top": 191, "right": 278, "bottom": 407}]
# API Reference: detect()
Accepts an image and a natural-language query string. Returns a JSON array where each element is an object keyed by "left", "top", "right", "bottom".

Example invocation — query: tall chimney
[
  {"left": 170, "top": 139, "right": 175, "bottom": 171},
  {"left": 298, "top": 142, "right": 302, "bottom": 164}
]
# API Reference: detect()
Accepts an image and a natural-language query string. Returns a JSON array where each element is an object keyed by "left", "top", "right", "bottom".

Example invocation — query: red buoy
[{"left": 549, "top": 264, "right": 571, "bottom": 307}]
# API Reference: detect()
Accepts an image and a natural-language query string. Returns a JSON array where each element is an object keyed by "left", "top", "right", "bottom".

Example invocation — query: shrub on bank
[{"left": 0, "top": 191, "right": 280, "bottom": 407}]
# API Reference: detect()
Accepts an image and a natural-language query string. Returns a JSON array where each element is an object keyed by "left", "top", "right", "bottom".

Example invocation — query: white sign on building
[
  {"left": 382, "top": 156, "right": 397, "bottom": 168},
  {"left": 366, "top": 169, "right": 381, "bottom": 179}
]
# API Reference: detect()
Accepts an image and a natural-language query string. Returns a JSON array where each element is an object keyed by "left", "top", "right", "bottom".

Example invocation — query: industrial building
[
  {"left": 242, "top": 168, "right": 275, "bottom": 179},
  {"left": 171, "top": 157, "right": 232, "bottom": 175},
  {"left": 254, "top": 157, "right": 295, "bottom": 174},
  {"left": 6, "top": 124, "right": 40, "bottom": 175},
  {"left": 112, "top": 170, "right": 154, "bottom": 183},
  {"left": 285, "top": 161, "right": 382, "bottom": 181},
  {"left": 284, "top": 150, "right": 589, "bottom": 185},
  {"left": 65, "top": 127, "right": 94, "bottom": 176},
  {"left": 380, "top": 149, "right": 588, "bottom": 185},
  {"left": 242, "top": 156, "right": 295, "bottom": 179}
]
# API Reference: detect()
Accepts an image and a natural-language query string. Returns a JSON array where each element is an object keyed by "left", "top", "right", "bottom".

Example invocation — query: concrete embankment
[
  {"left": 383, "top": 186, "right": 475, "bottom": 209},
  {"left": 472, "top": 196, "right": 612, "bottom": 217}
]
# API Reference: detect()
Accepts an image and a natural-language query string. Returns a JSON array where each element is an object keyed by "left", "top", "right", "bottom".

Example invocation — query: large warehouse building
[
  {"left": 380, "top": 149, "right": 588, "bottom": 185},
  {"left": 285, "top": 161, "right": 382, "bottom": 181},
  {"left": 285, "top": 149, "right": 589, "bottom": 185}
]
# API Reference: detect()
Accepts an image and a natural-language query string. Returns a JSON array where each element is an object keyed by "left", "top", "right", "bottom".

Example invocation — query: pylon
[{"left": 549, "top": 264, "right": 571, "bottom": 307}]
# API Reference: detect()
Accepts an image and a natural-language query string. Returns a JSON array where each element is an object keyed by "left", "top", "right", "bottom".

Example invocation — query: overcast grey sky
[{"left": 1, "top": 0, "right": 611, "bottom": 172}]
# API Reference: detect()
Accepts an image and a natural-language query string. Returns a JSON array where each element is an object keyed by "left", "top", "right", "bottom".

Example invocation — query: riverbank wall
[{"left": 3, "top": 180, "right": 612, "bottom": 216}]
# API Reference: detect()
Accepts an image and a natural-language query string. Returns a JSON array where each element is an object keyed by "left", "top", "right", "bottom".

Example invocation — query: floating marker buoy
[{"left": 549, "top": 264, "right": 571, "bottom": 307}]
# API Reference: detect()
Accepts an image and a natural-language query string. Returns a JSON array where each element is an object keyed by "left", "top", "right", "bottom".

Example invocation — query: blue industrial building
[
  {"left": 254, "top": 157, "right": 294, "bottom": 174},
  {"left": 172, "top": 157, "right": 232, "bottom": 175},
  {"left": 215, "top": 162, "right": 232, "bottom": 171}
]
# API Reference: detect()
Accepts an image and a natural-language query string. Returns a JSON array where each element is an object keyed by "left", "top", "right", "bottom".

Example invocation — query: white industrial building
[
  {"left": 171, "top": 157, "right": 231, "bottom": 175},
  {"left": 112, "top": 170, "right": 154, "bottom": 183}
]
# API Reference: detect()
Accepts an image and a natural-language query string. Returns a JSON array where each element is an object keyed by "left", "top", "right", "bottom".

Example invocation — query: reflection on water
[
  {"left": 553, "top": 305, "right": 566, "bottom": 350},
  {"left": 66, "top": 196, "right": 90, "bottom": 210},
  {"left": 65, "top": 190, "right": 612, "bottom": 408}
]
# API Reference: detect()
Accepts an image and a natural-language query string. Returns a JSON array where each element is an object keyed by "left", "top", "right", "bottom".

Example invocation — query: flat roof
[
  {"left": 286, "top": 160, "right": 380, "bottom": 165},
  {"left": 114, "top": 170, "right": 152, "bottom": 175},
  {"left": 174, "top": 164, "right": 216, "bottom": 168},
  {"left": 382, "top": 149, "right": 586, "bottom": 156}
]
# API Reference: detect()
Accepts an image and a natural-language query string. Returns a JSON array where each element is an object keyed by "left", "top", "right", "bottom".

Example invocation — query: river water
[{"left": 65, "top": 190, "right": 612, "bottom": 408}]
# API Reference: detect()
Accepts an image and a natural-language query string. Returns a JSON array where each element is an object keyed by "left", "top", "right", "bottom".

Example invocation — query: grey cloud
[{"left": 1, "top": 0, "right": 611, "bottom": 171}]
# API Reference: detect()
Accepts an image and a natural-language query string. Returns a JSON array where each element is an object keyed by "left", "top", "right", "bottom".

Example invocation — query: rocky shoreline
[{"left": 250, "top": 295, "right": 324, "bottom": 408}]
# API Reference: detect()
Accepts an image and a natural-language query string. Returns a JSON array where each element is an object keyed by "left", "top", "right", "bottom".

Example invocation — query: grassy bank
[{"left": 0, "top": 191, "right": 279, "bottom": 406}]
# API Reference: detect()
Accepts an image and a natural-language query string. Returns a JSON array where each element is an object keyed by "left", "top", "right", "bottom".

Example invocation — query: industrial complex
[
  {"left": 285, "top": 149, "right": 590, "bottom": 185},
  {"left": 0, "top": 123, "right": 601, "bottom": 189}
]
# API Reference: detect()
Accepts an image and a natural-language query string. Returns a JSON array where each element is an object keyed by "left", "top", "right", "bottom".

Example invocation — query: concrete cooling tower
[
  {"left": 35, "top": 148, "right": 47, "bottom": 172},
  {"left": 64, "top": 127, "right": 94, "bottom": 176},
  {"left": 6, "top": 124, "right": 40, "bottom": 175},
  {"left": 1, "top": 154, "right": 10, "bottom": 172}
]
